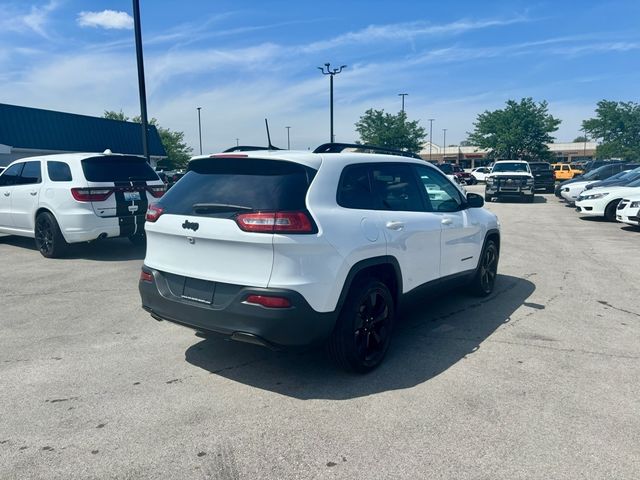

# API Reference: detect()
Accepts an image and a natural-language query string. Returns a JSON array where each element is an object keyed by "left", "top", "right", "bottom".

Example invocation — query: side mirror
[{"left": 467, "top": 192, "right": 484, "bottom": 208}]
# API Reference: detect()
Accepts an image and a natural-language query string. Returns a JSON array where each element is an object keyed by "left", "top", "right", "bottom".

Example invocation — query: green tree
[
  {"left": 354, "top": 109, "right": 426, "bottom": 153},
  {"left": 467, "top": 98, "right": 561, "bottom": 160},
  {"left": 102, "top": 110, "right": 192, "bottom": 168},
  {"left": 573, "top": 136, "right": 588, "bottom": 143},
  {"left": 582, "top": 100, "right": 640, "bottom": 160}
]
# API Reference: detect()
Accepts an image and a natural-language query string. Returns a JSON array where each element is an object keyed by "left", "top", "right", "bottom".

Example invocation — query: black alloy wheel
[
  {"left": 327, "top": 280, "right": 395, "bottom": 373},
  {"left": 34, "top": 212, "right": 66, "bottom": 258},
  {"left": 468, "top": 240, "right": 499, "bottom": 297}
]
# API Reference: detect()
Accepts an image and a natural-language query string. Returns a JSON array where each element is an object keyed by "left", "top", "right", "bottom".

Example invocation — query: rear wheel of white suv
[
  {"left": 327, "top": 279, "right": 395, "bottom": 373},
  {"left": 34, "top": 211, "right": 68, "bottom": 258}
]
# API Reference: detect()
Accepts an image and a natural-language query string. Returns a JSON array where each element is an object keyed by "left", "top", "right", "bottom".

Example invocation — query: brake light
[
  {"left": 145, "top": 204, "right": 164, "bottom": 222},
  {"left": 235, "top": 211, "right": 313, "bottom": 233},
  {"left": 147, "top": 185, "right": 166, "bottom": 198},
  {"left": 71, "top": 187, "right": 113, "bottom": 202},
  {"left": 245, "top": 295, "right": 291, "bottom": 308},
  {"left": 140, "top": 270, "right": 153, "bottom": 282}
]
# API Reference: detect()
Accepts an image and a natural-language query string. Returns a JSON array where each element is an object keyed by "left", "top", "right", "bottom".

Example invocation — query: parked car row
[{"left": 555, "top": 162, "right": 640, "bottom": 227}]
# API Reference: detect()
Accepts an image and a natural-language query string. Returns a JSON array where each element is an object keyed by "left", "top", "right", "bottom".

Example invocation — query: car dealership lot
[{"left": 1, "top": 187, "right": 639, "bottom": 479}]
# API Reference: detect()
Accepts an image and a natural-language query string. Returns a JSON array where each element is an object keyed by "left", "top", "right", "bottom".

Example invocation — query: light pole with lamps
[
  {"left": 286, "top": 126, "right": 291, "bottom": 149},
  {"left": 132, "top": 0, "right": 149, "bottom": 162},
  {"left": 318, "top": 63, "right": 347, "bottom": 143},
  {"left": 428, "top": 119, "right": 434, "bottom": 162},
  {"left": 442, "top": 128, "right": 447, "bottom": 162},
  {"left": 196, "top": 107, "right": 202, "bottom": 155},
  {"left": 398, "top": 93, "right": 408, "bottom": 113}
]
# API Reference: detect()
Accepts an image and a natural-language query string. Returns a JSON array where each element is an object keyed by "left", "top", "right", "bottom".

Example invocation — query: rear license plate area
[
  {"left": 181, "top": 277, "right": 216, "bottom": 304},
  {"left": 124, "top": 191, "right": 141, "bottom": 201}
]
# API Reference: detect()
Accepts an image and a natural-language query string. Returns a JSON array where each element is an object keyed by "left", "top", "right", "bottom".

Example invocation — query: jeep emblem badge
[{"left": 182, "top": 220, "right": 199, "bottom": 231}]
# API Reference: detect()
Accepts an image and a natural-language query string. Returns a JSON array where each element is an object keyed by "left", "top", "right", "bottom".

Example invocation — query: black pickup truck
[{"left": 528, "top": 162, "right": 555, "bottom": 193}]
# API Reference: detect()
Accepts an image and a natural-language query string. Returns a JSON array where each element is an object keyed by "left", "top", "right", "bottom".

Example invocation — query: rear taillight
[
  {"left": 145, "top": 204, "right": 164, "bottom": 222},
  {"left": 140, "top": 270, "right": 153, "bottom": 282},
  {"left": 71, "top": 187, "right": 113, "bottom": 202},
  {"left": 147, "top": 185, "right": 166, "bottom": 198},
  {"left": 245, "top": 295, "right": 291, "bottom": 308},
  {"left": 235, "top": 211, "right": 314, "bottom": 234}
]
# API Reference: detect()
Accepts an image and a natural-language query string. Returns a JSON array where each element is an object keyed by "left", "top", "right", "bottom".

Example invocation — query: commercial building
[
  {"left": 0, "top": 103, "right": 166, "bottom": 168},
  {"left": 419, "top": 141, "right": 597, "bottom": 168}
]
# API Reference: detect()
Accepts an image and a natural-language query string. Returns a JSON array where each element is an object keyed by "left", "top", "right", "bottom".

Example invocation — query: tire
[
  {"left": 604, "top": 200, "right": 620, "bottom": 222},
  {"left": 526, "top": 195, "right": 535, "bottom": 203},
  {"left": 327, "top": 279, "right": 395, "bottom": 374},
  {"left": 129, "top": 232, "right": 147, "bottom": 246},
  {"left": 34, "top": 211, "right": 68, "bottom": 258},
  {"left": 467, "top": 177, "right": 477, "bottom": 185},
  {"left": 485, "top": 194, "right": 493, "bottom": 202},
  {"left": 545, "top": 186, "right": 555, "bottom": 193},
  {"left": 468, "top": 240, "right": 499, "bottom": 297}
]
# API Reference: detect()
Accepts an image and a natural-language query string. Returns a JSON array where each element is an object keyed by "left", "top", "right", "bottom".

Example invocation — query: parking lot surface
[{"left": 1, "top": 187, "right": 639, "bottom": 479}]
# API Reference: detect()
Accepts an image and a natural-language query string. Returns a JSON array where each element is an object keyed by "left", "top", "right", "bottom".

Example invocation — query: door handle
[
  {"left": 441, "top": 218, "right": 453, "bottom": 225},
  {"left": 385, "top": 221, "right": 404, "bottom": 231},
  {"left": 30, "top": 191, "right": 38, "bottom": 196}
]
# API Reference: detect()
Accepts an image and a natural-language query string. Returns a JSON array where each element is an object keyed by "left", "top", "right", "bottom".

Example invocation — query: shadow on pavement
[
  {"left": 185, "top": 274, "right": 535, "bottom": 400},
  {"left": 0, "top": 235, "right": 145, "bottom": 261}
]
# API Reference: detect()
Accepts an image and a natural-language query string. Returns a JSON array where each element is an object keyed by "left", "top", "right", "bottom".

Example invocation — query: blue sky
[{"left": 1, "top": 0, "right": 638, "bottom": 153}]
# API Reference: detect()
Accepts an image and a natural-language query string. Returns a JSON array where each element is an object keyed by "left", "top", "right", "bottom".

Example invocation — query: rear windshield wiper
[{"left": 192, "top": 203, "right": 253, "bottom": 213}]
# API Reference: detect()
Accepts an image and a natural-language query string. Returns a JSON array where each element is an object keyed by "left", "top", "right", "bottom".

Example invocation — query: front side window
[
  {"left": 414, "top": 166, "right": 464, "bottom": 212},
  {"left": 19, "top": 161, "right": 42, "bottom": 185},
  {"left": 0, "top": 163, "right": 25, "bottom": 187}
]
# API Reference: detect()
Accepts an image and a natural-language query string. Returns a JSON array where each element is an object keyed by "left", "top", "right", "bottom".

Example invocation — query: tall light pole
[
  {"left": 582, "top": 128, "right": 588, "bottom": 160},
  {"left": 442, "top": 128, "right": 447, "bottom": 162},
  {"left": 236, "top": 138, "right": 239, "bottom": 147},
  {"left": 398, "top": 93, "right": 408, "bottom": 113},
  {"left": 132, "top": 0, "right": 149, "bottom": 163},
  {"left": 318, "top": 63, "right": 347, "bottom": 143},
  {"left": 286, "top": 126, "right": 291, "bottom": 149},
  {"left": 428, "top": 119, "right": 434, "bottom": 162},
  {"left": 196, "top": 107, "right": 202, "bottom": 155}
]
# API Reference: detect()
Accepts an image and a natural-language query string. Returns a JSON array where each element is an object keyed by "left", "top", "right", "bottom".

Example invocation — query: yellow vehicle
[{"left": 552, "top": 163, "right": 583, "bottom": 181}]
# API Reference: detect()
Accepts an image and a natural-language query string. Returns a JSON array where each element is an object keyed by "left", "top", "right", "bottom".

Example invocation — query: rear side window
[
  {"left": 338, "top": 163, "right": 425, "bottom": 212},
  {"left": 19, "top": 161, "right": 42, "bottom": 185},
  {"left": 159, "top": 158, "right": 315, "bottom": 217},
  {"left": 47, "top": 161, "right": 73, "bottom": 182},
  {"left": 81, "top": 156, "right": 159, "bottom": 182}
]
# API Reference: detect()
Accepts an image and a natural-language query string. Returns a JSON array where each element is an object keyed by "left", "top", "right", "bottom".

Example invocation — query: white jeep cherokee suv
[
  {"left": 0, "top": 151, "right": 165, "bottom": 257},
  {"left": 485, "top": 160, "right": 535, "bottom": 203},
  {"left": 139, "top": 145, "right": 500, "bottom": 372}
]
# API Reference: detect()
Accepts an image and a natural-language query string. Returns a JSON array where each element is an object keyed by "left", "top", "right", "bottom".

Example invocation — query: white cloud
[
  {"left": 0, "top": 0, "right": 60, "bottom": 38},
  {"left": 77, "top": 10, "right": 134, "bottom": 30}
]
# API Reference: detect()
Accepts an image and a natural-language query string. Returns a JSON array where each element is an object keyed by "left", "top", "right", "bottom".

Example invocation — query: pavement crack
[{"left": 597, "top": 300, "right": 640, "bottom": 318}]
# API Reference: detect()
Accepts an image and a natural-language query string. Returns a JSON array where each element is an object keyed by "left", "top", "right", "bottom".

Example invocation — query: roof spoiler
[{"left": 313, "top": 142, "right": 422, "bottom": 159}]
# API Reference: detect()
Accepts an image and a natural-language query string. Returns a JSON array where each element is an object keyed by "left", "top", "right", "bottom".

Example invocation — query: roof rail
[
  {"left": 313, "top": 142, "right": 422, "bottom": 159},
  {"left": 222, "top": 145, "right": 282, "bottom": 153}
]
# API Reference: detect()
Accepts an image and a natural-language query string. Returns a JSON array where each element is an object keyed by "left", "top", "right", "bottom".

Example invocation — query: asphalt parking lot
[{"left": 1, "top": 186, "right": 639, "bottom": 480}]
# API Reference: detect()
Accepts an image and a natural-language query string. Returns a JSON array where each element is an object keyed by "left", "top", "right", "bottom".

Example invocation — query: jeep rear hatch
[{"left": 143, "top": 157, "right": 316, "bottom": 287}]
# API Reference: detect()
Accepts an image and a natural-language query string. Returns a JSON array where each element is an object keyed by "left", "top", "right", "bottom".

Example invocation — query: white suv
[
  {"left": 139, "top": 145, "right": 500, "bottom": 372},
  {"left": 0, "top": 151, "right": 165, "bottom": 257}
]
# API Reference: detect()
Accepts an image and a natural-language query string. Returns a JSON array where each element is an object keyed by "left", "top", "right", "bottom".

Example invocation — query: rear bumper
[
  {"left": 139, "top": 266, "right": 337, "bottom": 348},
  {"left": 58, "top": 211, "right": 145, "bottom": 243}
]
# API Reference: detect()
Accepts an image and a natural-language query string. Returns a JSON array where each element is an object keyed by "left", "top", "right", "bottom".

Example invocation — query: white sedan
[
  {"left": 560, "top": 180, "right": 597, "bottom": 204},
  {"left": 575, "top": 180, "right": 640, "bottom": 221},
  {"left": 616, "top": 194, "right": 640, "bottom": 227},
  {"left": 471, "top": 167, "right": 490, "bottom": 183}
]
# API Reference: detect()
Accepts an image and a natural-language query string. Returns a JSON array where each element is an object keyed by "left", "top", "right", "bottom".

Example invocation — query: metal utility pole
[
  {"left": 286, "top": 126, "right": 291, "bottom": 149},
  {"left": 442, "top": 128, "right": 447, "bottom": 162},
  {"left": 428, "top": 119, "right": 434, "bottom": 162},
  {"left": 132, "top": 0, "right": 149, "bottom": 163},
  {"left": 398, "top": 93, "right": 408, "bottom": 113},
  {"left": 318, "top": 63, "right": 347, "bottom": 143},
  {"left": 236, "top": 138, "right": 239, "bottom": 147},
  {"left": 196, "top": 107, "right": 202, "bottom": 155}
]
